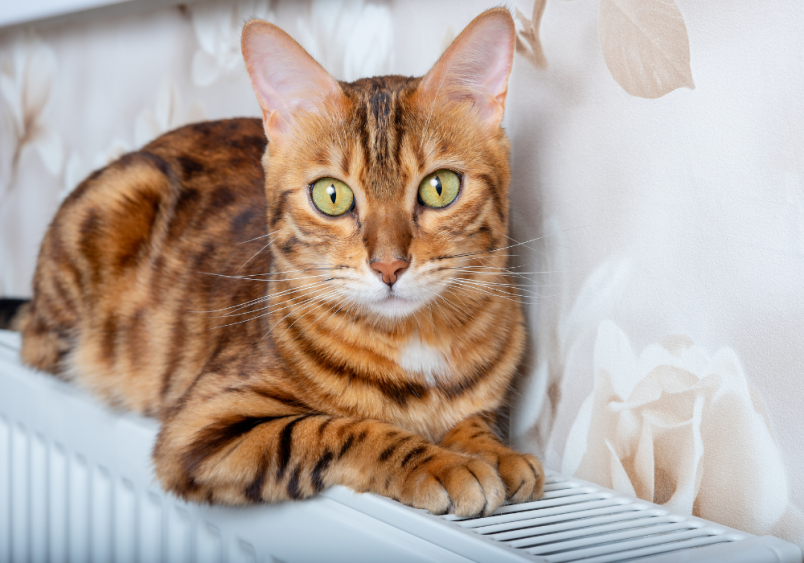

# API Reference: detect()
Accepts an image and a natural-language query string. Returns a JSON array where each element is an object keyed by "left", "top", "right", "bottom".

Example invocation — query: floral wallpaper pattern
[
  {"left": 1, "top": 0, "right": 802, "bottom": 549},
  {"left": 516, "top": 0, "right": 694, "bottom": 98}
]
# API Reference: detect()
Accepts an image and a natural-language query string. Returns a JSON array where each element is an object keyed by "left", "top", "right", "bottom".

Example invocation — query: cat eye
[
  {"left": 417, "top": 170, "right": 460, "bottom": 208},
  {"left": 311, "top": 177, "right": 355, "bottom": 216}
]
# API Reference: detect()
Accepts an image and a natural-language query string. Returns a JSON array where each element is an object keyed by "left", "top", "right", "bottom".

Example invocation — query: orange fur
[{"left": 19, "top": 8, "right": 543, "bottom": 516}]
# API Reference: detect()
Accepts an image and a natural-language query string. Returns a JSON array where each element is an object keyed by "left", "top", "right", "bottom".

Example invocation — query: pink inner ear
[
  {"left": 421, "top": 11, "right": 515, "bottom": 125},
  {"left": 241, "top": 20, "right": 341, "bottom": 138}
]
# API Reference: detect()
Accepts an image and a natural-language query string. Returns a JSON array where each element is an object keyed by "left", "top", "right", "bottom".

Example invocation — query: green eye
[
  {"left": 418, "top": 170, "right": 460, "bottom": 208},
  {"left": 311, "top": 177, "right": 354, "bottom": 216}
]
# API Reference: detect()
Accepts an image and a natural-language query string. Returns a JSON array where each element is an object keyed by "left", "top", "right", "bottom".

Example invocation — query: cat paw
[
  {"left": 398, "top": 453, "right": 505, "bottom": 517},
  {"left": 495, "top": 451, "right": 545, "bottom": 503}
]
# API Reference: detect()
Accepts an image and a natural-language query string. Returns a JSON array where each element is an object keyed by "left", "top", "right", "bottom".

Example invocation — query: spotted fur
[{"left": 17, "top": 9, "right": 543, "bottom": 516}]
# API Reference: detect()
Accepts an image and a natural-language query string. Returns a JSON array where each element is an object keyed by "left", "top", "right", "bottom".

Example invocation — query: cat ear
[
  {"left": 420, "top": 8, "right": 515, "bottom": 127},
  {"left": 241, "top": 19, "right": 342, "bottom": 142}
]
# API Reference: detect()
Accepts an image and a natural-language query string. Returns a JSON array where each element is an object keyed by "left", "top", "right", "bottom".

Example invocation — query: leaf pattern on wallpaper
[
  {"left": 189, "top": 0, "right": 274, "bottom": 87},
  {"left": 134, "top": 79, "right": 206, "bottom": 147},
  {"left": 0, "top": 31, "right": 63, "bottom": 192},
  {"left": 598, "top": 0, "right": 694, "bottom": 98},
  {"left": 514, "top": 0, "right": 548, "bottom": 69},
  {"left": 61, "top": 79, "right": 206, "bottom": 199},
  {"left": 295, "top": 0, "right": 393, "bottom": 82}
]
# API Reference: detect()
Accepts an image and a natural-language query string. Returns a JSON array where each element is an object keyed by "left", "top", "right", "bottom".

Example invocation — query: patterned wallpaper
[{"left": 1, "top": 0, "right": 802, "bottom": 548}]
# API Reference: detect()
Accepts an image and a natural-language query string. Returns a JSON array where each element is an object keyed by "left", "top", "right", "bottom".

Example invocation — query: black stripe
[
  {"left": 400, "top": 445, "right": 427, "bottom": 469},
  {"left": 311, "top": 450, "right": 334, "bottom": 493},
  {"left": 287, "top": 465, "right": 303, "bottom": 499},
  {"left": 338, "top": 434, "right": 355, "bottom": 459},
  {"left": 184, "top": 415, "right": 290, "bottom": 478},
  {"left": 276, "top": 414, "right": 314, "bottom": 480},
  {"left": 440, "top": 324, "right": 511, "bottom": 399},
  {"left": 245, "top": 454, "right": 269, "bottom": 502},
  {"left": 284, "top": 322, "right": 428, "bottom": 406},
  {"left": 415, "top": 455, "right": 435, "bottom": 469},
  {"left": 317, "top": 417, "right": 333, "bottom": 437},
  {"left": 248, "top": 387, "right": 314, "bottom": 411},
  {"left": 379, "top": 436, "right": 412, "bottom": 462},
  {"left": 0, "top": 299, "right": 29, "bottom": 330}
]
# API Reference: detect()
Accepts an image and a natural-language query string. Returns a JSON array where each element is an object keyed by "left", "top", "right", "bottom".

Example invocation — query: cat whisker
[
  {"left": 284, "top": 289, "right": 346, "bottom": 341},
  {"left": 235, "top": 229, "right": 281, "bottom": 245},
  {"left": 198, "top": 280, "right": 333, "bottom": 317},
  {"left": 436, "top": 279, "right": 540, "bottom": 305},
  {"left": 434, "top": 229, "right": 583, "bottom": 263},
  {"left": 230, "top": 265, "right": 350, "bottom": 278},
  {"left": 451, "top": 276, "right": 541, "bottom": 294},
  {"left": 451, "top": 277, "right": 546, "bottom": 299},
  {"left": 191, "top": 295, "right": 270, "bottom": 314},
  {"left": 235, "top": 236, "right": 280, "bottom": 274},
  {"left": 215, "top": 284, "right": 340, "bottom": 330},
  {"left": 262, "top": 288, "right": 342, "bottom": 340},
  {"left": 205, "top": 290, "right": 323, "bottom": 327},
  {"left": 196, "top": 271, "right": 343, "bottom": 283},
  {"left": 448, "top": 278, "right": 527, "bottom": 299}
]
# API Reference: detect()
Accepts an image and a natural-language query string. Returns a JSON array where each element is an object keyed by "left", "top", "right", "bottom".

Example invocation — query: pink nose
[{"left": 371, "top": 259, "right": 409, "bottom": 286}]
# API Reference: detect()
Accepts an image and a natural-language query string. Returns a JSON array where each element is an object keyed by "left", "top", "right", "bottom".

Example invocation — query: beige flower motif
[
  {"left": 564, "top": 320, "right": 804, "bottom": 542},
  {"left": 509, "top": 217, "right": 629, "bottom": 467},
  {"left": 0, "top": 30, "right": 62, "bottom": 191},
  {"left": 189, "top": 0, "right": 274, "bottom": 87},
  {"left": 61, "top": 139, "right": 130, "bottom": 200},
  {"left": 61, "top": 79, "right": 205, "bottom": 199},
  {"left": 295, "top": 0, "right": 393, "bottom": 82},
  {"left": 515, "top": 0, "right": 547, "bottom": 69},
  {"left": 134, "top": 78, "right": 206, "bottom": 147}
]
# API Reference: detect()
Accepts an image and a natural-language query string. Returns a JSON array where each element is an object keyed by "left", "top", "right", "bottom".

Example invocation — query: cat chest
[{"left": 394, "top": 336, "right": 452, "bottom": 386}]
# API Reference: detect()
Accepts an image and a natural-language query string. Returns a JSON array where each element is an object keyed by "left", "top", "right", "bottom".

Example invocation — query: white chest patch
[{"left": 397, "top": 336, "right": 450, "bottom": 385}]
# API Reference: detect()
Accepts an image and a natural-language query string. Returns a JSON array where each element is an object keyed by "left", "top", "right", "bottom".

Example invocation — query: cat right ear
[
  {"left": 419, "top": 8, "right": 515, "bottom": 128},
  {"left": 241, "top": 20, "right": 342, "bottom": 143}
]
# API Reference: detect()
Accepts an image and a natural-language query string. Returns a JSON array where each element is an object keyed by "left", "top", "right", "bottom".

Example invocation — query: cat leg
[
  {"left": 19, "top": 301, "right": 74, "bottom": 378},
  {"left": 441, "top": 413, "right": 545, "bottom": 503},
  {"left": 153, "top": 381, "right": 506, "bottom": 516}
]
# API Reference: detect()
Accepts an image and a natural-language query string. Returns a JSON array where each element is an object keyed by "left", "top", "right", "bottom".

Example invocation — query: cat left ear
[
  {"left": 420, "top": 8, "right": 515, "bottom": 128},
  {"left": 241, "top": 19, "right": 342, "bottom": 142}
]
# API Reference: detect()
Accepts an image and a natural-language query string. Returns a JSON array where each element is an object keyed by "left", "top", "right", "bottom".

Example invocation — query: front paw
[
  {"left": 495, "top": 451, "right": 544, "bottom": 503},
  {"left": 398, "top": 452, "right": 505, "bottom": 517}
]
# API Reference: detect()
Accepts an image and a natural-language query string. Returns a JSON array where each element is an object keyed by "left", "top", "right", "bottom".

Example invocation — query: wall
[{"left": 0, "top": 0, "right": 801, "bottom": 548}]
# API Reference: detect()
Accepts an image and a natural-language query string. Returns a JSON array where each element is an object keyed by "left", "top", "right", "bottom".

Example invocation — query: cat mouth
[{"left": 368, "top": 292, "right": 423, "bottom": 318}]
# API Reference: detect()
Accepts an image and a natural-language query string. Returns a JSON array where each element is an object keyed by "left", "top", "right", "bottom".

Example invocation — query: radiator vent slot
[{"left": 441, "top": 473, "right": 741, "bottom": 562}]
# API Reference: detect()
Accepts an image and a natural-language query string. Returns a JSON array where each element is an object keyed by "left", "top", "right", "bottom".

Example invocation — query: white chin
[{"left": 367, "top": 295, "right": 424, "bottom": 319}]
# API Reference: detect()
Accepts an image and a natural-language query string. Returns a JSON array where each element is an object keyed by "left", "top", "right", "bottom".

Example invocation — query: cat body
[{"left": 15, "top": 9, "right": 544, "bottom": 516}]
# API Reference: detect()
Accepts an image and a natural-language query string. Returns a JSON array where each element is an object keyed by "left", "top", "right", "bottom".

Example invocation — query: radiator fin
[
  {"left": 0, "top": 419, "right": 283, "bottom": 563},
  {"left": 440, "top": 473, "right": 744, "bottom": 563}
]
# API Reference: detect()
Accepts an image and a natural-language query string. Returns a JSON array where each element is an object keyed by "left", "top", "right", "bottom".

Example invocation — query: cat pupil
[
  {"left": 431, "top": 176, "right": 443, "bottom": 196},
  {"left": 327, "top": 184, "right": 337, "bottom": 203}
]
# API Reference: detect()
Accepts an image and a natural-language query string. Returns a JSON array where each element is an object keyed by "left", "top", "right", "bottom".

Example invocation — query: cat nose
[{"left": 371, "top": 259, "right": 409, "bottom": 286}]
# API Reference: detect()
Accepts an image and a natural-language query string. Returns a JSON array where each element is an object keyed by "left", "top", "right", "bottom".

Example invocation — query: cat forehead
[
  {"left": 336, "top": 75, "right": 445, "bottom": 198},
  {"left": 340, "top": 75, "right": 421, "bottom": 108}
]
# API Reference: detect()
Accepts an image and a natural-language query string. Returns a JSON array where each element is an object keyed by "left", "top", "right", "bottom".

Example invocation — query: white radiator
[{"left": 1, "top": 329, "right": 801, "bottom": 563}]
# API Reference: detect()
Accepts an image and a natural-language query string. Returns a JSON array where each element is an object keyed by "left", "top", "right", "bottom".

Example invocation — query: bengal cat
[{"left": 6, "top": 8, "right": 544, "bottom": 517}]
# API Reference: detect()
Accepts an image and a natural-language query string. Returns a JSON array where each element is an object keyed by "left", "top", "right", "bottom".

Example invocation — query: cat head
[{"left": 242, "top": 9, "right": 516, "bottom": 322}]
